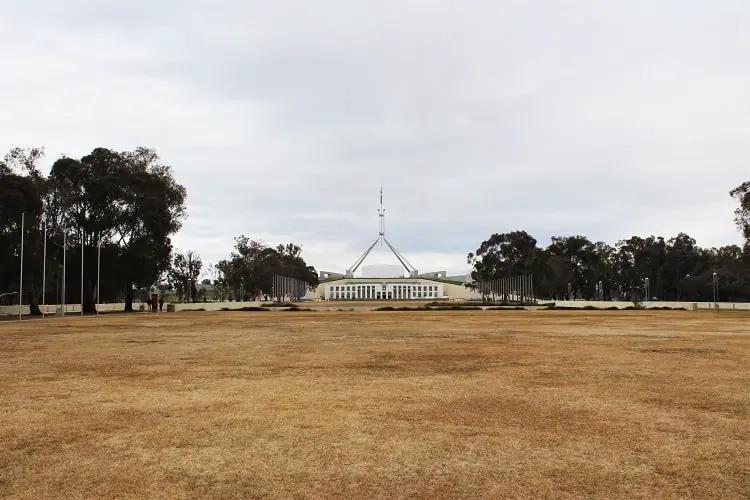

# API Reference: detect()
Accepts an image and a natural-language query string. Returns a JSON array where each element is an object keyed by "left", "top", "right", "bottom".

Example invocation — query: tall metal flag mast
[
  {"left": 379, "top": 187, "right": 385, "bottom": 245},
  {"left": 42, "top": 220, "right": 47, "bottom": 318},
  {"left": 62, "top": 226, "right": 66, "bottom": 317},
  {"left": 346, "top": 188, "right": 418, "bottom": 278},
  {"left": 19, "top": 213, "right": 24, "bottom": 322},
  {"left": 80, "top": 228, "right": 84, "bottom": 316}
]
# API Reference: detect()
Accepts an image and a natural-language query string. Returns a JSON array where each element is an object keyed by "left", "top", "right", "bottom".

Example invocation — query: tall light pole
[{"left": 644, "top": 277, "right": 650, "bottom": 302}]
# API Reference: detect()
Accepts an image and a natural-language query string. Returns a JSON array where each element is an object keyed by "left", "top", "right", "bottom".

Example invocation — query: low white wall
[
  {"left": 548, "top": 300, "right": 750, "bottom": 310},
  {"left": 5, "top": 300, "right": 750, "bottom": 316},
  {"left": 0, "top": 301, "right": 265, "bottom": 316},
  {"left": 0, "top": 303, "right": 147, "bottom": 316}
]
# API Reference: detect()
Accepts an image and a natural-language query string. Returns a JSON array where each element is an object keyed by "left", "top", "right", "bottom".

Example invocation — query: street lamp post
[{"left": 644, "top": 278, "right": 650, "bottom": 303}]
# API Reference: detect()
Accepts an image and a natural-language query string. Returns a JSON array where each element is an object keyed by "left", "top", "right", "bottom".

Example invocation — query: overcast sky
[{"left": 2, "top": 0, "right": 748, "bottom": 276}]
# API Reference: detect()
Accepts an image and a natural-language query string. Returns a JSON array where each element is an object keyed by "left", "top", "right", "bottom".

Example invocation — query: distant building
[
  {"left": 306, "top": 275, "right": 478, "bottom": 301},
  {"left": 304, "top": 189, "right": 479, "bottom": 301}
]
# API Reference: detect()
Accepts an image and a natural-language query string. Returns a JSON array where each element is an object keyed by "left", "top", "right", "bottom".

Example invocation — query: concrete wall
[
  {"left": 0, "top": 303, "right": 148, "bottom": 316},
  {"left": 548, "top": 300, "right": 750, "bottom": 310},
  {"left": 0, "top": 301, "right": 265, "bottom": 316},
  {"left": 5, "top": 299, "right": 749, "bottom": 316}
]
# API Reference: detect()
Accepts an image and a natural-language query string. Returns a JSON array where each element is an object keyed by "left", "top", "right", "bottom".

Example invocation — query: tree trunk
[
  {"left": 82, "top": 281, "right": 96, "bottom": 313},
  {"left": 28, "top": 290, "right": 42, "bottom": 316}
]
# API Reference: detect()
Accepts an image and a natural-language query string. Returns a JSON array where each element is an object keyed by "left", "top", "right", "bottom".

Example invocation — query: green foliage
[
  {"left": 219, "top": 306, "right": 269, "bottom": 312},
  {"left": 167, "top": 250, "right": 202, "bottom": 302},
  {"left": 0, "top": 146, "right": 186, "bottom": 313},
  {"left": 375, "top": 305, "right": 483, "bottom": 311},
  {"left": 469, "top": 229, "right": 750, "bottom": 302},
  {"left": 279, "top": 307, "right": 314, "bottom": 312},
  {"left": 730, "top": 182, "right": 750, "bottom": 248},
  {"left": 216, "top": 237, "right": 319, "bottom": 301}
]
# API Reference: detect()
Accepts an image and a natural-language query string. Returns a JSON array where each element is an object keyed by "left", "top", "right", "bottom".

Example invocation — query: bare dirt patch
[{"left": 1, "top": 310, "right": 748, "bottom": 499}]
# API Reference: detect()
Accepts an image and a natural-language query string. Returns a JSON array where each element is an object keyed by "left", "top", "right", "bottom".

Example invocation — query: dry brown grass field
[{"left": 1, "top": 310, "right": 748, "bottom": 499}]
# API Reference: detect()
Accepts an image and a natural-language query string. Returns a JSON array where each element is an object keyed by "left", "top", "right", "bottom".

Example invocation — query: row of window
[
  {"left": 328, "top": 283, "right": 441, "bottom": 300},
  {"left": 331, "top": 285, "right": 438, "bottom": 292},
  {"left": 329, "top": 291, "right": 437, "bottom": 299}
]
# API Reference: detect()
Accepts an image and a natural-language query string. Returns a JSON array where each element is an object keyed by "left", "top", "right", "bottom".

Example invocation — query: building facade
[
  {"left": 304, "top": 276, "right": 478, "bottom": 301},
  {"left": 325, "top": 280, "right": 444, "bottom": 300}
]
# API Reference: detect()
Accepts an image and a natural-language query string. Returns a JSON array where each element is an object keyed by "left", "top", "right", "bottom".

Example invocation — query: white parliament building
[{"left": 305, "top": 190, "right": 476, "bottom": 301}]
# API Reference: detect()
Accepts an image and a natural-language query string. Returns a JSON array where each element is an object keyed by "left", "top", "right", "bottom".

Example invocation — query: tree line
[
  {"left": 166, "top": 239, "right": 319, "bottom": 303},
  {"left": 4, "top": 144, "right": 749, "bottom": 308},
  {"left": 0, "top": 146, "right": 318, "bottom": 313},
  {"left": 468, "top": 183, "right": 750, "bottom": 302}
]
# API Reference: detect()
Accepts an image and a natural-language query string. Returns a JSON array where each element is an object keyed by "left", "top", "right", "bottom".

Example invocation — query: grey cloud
[{"left": 2, "top": 0, "right": 748, "bottom": 274}]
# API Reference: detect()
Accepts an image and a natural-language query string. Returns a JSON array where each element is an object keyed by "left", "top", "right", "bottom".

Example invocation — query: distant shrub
[
  {"left": 376, "top": 305, "right": 483, "bottom": 311},
  {"left": 487, "top": 306, "right": 526, "bottom": 311},
  {"left": 582, "top": 305, "right": 600, "bottom": 310}
]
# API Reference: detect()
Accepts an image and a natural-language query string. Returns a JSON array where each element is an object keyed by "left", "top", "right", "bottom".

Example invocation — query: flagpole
[
  {"left": 97, "top": 237, "right": 101, "bottom": 316},
  {"left": 62, "top": 227, "right": 66, "bottom": 318},
  {"left": 19, "top": 213, "right": 24, "bottom": 323},
  {"left": 42, "top": 221, "right": 47, "bottom": 318},
  {"left": 81, "top": 228, "right": 84, "bottom": 316}
]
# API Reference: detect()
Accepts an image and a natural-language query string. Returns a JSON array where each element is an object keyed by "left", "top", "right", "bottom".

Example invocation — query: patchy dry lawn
[{"left": 1, "top": 310, "right": 748, "bottom": 499}]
